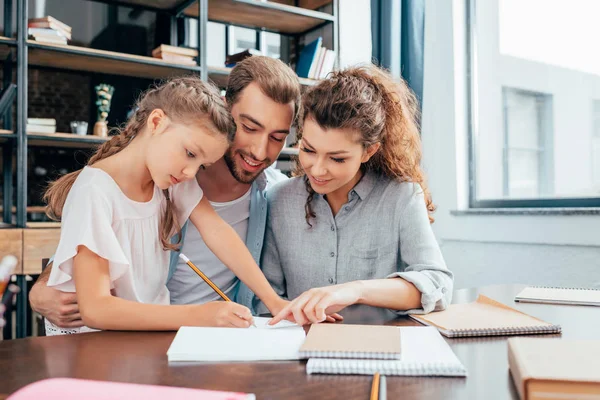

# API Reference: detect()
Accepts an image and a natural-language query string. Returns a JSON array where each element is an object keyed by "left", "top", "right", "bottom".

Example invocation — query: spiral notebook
[
  {"left": 299, "top": 324, "right": 402, "bottom": 359},
  {"left": 409, "top": 295, "right": 561, "bottom": 338},
  {"left": 306, "top": 327, "right": 467, "bottom": 377},
  {"left": 515, "top": 286, "right": 600, "bottom": 307}
]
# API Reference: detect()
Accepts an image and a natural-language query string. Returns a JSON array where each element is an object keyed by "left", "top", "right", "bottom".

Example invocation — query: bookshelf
[{"left": 0, "top": 0, "right": 338, "bottom": 339}]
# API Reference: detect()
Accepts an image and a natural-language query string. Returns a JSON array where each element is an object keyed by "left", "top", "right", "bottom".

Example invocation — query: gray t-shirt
[
  {"left": 259, "top": 171, "right": 454, "bottom": 315},
  {"left": 168, "top": 189, "right": 251, "bottom": 305}
]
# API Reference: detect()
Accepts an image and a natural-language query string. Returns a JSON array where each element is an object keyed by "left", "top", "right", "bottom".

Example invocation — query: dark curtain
[{"left": 371, "top": 0, "right": 425, "bottom": 107}]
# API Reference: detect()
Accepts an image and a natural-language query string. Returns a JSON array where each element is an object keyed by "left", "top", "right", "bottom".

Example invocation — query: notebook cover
[
  {"left": 410, "top": 295, "right": 561, "bottom": 338},
  {"left": 7, "top": 378, "right": 255, "bottom": 400},
  {"left": 306, "top": 327, "right": 466, "bottom": 376},
  {"left": 508, "top": 338, "right": 600, "bottom": 400},
  {"left": 515, "top": 286, "right": 600, "bottom": 307},
  {"left": 299, "top": 324, "right": 401, "bottom": 359}
]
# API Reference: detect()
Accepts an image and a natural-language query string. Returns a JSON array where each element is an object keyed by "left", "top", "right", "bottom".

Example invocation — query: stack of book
[
  {"left": 27, "top": 118, "right": 56, "bottom": 134},
  {"left": 296, "top": 37, "right": 335, "bottom": 80},
  {"left": 28, "top": 16, "right": 71, "bottom": 45},
  {"left": 152, "top": 45, "right": 198, "bottom": 65}
]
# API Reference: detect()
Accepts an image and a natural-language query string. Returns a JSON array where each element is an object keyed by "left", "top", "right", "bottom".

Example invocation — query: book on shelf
[
  {"left": 27, "top": 118, "right": 56, "bottom": 126},
  {"left": 28, "top": 27, "right": 71, "bottom": 41},
  {"left": 28, "top": 16, "right": 72, "bottom": 33},
  {"left": 297, "top": 37, "right": 322, "bottom": 78},
  {"left": 152, "top": 44, "right": 198, "bottom": 58},
  {"left": 225, "top": 49, "right": 263, "bottom": 67},
  {"left": 28, "top": 16, "right": 71, "bottom": 43},
  {"left": 27, "top": 124, "right": 56, "bottom": 134},
  {"left": 153, "top": 52, "right": 197, "bottom": 65},
  {"left": 296, "top": 37, "right": 334, "bottom": 80},
  {"left": 28, "top": 34, "right": 68, "bottom": 45}
]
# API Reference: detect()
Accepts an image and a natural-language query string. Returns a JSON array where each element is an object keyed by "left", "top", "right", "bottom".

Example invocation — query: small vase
[{"left": 93, "top": 121, "right": 108, "bottom": 137}]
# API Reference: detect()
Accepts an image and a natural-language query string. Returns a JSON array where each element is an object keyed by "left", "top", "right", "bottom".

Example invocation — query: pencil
[
  {"left": 178, "top": 253, "right": 256, "bottom": 327},
  {"left": 370, "top": 373, "right": 380, "bottom": 400},
  {"left": 379, "top": 375, "right": 387, "bottom": 400},
  {"left": 179, "top": 253, "right": 231, "bottom": 302}
]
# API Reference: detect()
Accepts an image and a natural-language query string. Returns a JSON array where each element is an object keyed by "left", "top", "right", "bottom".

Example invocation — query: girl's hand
[
  {"left": 191, "top": 302, "right": 254, "bottom": 328},
  {"left": 269, "top": 283, "right": 361, "bottom": 326}
]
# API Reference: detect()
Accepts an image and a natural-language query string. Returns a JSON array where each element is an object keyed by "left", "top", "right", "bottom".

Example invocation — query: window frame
[{"left": 466, "top": 0, "right": 600, "bottom": 208}]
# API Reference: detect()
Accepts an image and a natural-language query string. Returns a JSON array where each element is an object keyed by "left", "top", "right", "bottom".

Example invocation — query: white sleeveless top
[{"left": 46, "top": 166, "right": 203, "bottom": 335}]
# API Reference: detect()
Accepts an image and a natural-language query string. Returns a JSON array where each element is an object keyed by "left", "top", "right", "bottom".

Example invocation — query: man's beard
[{"left": 224, "top": 148, "right": 268, "bottom": 184}]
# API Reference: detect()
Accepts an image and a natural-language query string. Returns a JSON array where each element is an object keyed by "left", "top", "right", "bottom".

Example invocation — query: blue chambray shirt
[
  {"left": 256, "top": 171, "right": 454, "bottom": 315},
  {"left": 167, "top": 166, "right": 287, "bottom": 313}
]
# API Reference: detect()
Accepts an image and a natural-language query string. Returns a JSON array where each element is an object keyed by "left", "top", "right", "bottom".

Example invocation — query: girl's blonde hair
[
  {"left": 44, "top": 76, "right": 236, "bottom": 250},
  {"left": 297, "top": 64, "right": 435, "bottom": 225}
]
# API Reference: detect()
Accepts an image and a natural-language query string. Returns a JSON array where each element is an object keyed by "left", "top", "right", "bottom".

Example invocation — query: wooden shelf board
[
  {"left": 0, "top": 206, "right": 46, "bottom": 213},
  {"left": 208, "top": 65, "right": 319, "bottom": 88},
  {"left": 28, "top": 41, "right": 201, "bottom": 79},
  {"left": 99, "top": 0, "right": 184, "bottom": 9},
  {"left": 26, "top": 222, "right": 61, "bottom": 229},
  {"left": 185, "top": 0, "right": 335, "bottom": 34},
  {"left": 27, "top": 131, "right": 110, "bottom": 148}
]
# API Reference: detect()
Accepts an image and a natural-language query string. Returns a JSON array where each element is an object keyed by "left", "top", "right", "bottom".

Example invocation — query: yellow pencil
[
  {"left": 179, "top": 253, "right": 231, "bottom": 301},
  {"left": 178, "top": 252, "right": 256, "bottom": 327},
  {"left": 370, "top": 373, "right": 380, "bottom": 400}
]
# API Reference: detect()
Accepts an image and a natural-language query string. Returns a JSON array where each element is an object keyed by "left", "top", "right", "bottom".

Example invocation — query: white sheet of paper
[
  {"left": 167, "top": 323, "right": 306, "bottom": 362},
  {"left": 251, "top": 316, "right": 299, "bottom": 329}
]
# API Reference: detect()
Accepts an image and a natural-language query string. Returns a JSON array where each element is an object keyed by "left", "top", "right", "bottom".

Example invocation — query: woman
[{"left": 265, "top": 64, "right": 453, "bottom": 325}]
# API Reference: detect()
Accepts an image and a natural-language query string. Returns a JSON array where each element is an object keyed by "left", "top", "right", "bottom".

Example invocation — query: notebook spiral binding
[
  {"left": 299, "top": 351, "right": 400, "bottom": 360},
  {"left": 529, "top": 286, "right": 600, "bottom": 291},
  {"left": 306, "top": 359, "right": 468, "bottom": 376},
  {"left": 446, "top": 324, "right": 562, "bottom": 338}
]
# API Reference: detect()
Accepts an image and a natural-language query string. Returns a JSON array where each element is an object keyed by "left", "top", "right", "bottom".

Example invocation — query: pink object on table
[{"left": 7, "top": 378, "right": 256, "bottom": 400}]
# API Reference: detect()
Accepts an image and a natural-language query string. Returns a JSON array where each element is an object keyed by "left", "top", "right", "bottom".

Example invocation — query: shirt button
[
  {"left": 328, "top": 277, "right": 334, "bottom": 284},
  {"left": 330, "top": 252, "right": 335, "bottom": 257},
  {"left": 344, "top": 206, "right": 350, "bottom": 211},
  {"left": 330, "top": 225, "right": 335, "bottom": 231}
]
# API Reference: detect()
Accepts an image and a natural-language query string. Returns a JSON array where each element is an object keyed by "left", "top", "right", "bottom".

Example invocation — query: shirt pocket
[{"left": 348, "top": 241, "right": 398, "bottom": 280}]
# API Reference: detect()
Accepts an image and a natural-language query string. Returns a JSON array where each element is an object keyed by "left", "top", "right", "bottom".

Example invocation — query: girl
[
  {"left": 266, "top": 65, "right": 454, "bottom": 326},
  {"left": 44, "top": 76, "right": 286, "bottom": 335}
]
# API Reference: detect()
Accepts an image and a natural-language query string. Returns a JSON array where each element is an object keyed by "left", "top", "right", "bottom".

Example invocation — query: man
[{"left": 29, "top": 56, "right": 301, "bottom": 329}]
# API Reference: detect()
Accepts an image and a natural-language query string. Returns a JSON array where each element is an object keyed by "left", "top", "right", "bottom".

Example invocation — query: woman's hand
[{"left": 269, "top": 283, "right": 362, "bottom": 325}]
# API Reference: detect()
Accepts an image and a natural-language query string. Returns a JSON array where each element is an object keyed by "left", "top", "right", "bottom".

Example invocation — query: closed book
[
  {"left": 152, "top": 44, "right": 198, "bottom": 58},
  {"left": 28, "top": 26, "right": 71, "bottom": 40},
  {"left": 27, "top": 118, "right": 56, "bottom": 126},
  {"left": 410, "top": 295, "right": 561, "bottom": 338},
  {"left": 225, "top": 49, "right": 262, "bottom": 65},
  {"left": 508, "top": 338, "right": 600, "bottom": 400},
  {"left": 153, "top": 52, "right": 197, "bottom": 65},
  {"left": 30, "top": 36, "right": 68, "bottom": 45},
  {"left": 296, "top": 37, "right": 322, "bottom": 78},
  {"left": 515, "top": 286, "right": 600, "bottom": 307},
  {"left": 7, "top": 378, "right": 256, "bottom": 400},
  {"left": 300, "top": 324, "right": 401, "bottom": 359},
  {"left": 28, "top": 16, "right": 71, "bottom": 33},
  {"left": 27, "top": 124, "right": 56, "bottom": 134},
  {"left": 28, "top": 21, "right": 72, "bottom": 37}
]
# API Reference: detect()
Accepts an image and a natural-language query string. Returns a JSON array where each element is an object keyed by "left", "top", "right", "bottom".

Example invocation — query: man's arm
[{"left": 29, "top": 262, "right": 83, "bottom": 328}]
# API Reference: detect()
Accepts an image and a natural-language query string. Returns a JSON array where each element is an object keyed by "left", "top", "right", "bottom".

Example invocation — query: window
[
  {"left": 468, "top": 0, "right": 600, "bottom": 207},
  {"left": 502, "top": 88, "right": 553, "bottom": 198}
]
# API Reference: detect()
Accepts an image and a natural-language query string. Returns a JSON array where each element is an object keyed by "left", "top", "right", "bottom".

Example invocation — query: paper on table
[
  {"left": 251, "top": 316, "right": 299, "bottom": 329},
  {"left": 167, "top": 323, "right": 306, "bottom": 362}
]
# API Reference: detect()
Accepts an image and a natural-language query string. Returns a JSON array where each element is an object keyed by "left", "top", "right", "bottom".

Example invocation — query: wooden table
[{"left": 1, "top": 284, "right": 599, "bottom": 399}]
